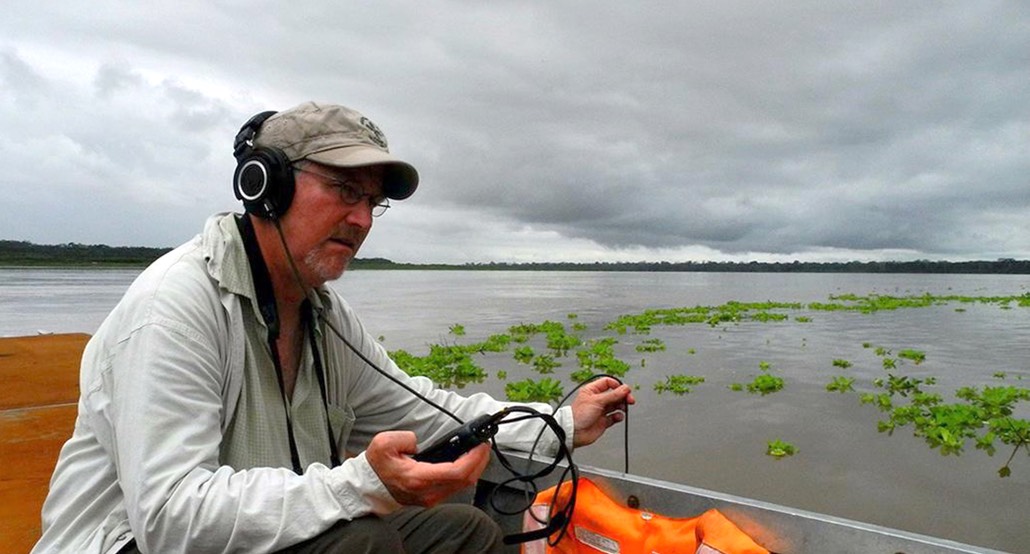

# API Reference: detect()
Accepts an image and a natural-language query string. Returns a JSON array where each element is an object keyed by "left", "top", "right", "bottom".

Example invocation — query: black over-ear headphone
[{"left": 232, "top": 110, "right": 295, "bottom": 220}]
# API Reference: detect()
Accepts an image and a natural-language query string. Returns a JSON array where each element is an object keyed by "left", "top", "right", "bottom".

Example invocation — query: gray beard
[{"left": 304, "top": 249, "right": 348, "bottom": 284}]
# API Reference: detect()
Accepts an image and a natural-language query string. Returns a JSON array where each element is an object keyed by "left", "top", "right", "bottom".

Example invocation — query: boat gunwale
[{"left": 475, "top": 452, "right": 1009, "bottom": 554}]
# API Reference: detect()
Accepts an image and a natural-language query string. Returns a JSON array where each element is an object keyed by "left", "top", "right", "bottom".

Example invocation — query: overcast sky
[{"left": 2, "top": 1, "right": 1028, "bottom": 264}]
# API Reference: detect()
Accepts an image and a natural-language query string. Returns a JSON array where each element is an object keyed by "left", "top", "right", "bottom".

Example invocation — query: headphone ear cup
[{"left": 233, "top": 147, "right": 295, "bottom": 219}]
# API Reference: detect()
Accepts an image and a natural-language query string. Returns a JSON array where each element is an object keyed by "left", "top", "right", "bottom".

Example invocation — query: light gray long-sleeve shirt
[{"left": 33, "top": 213, "right": 572, "bottom": 554}]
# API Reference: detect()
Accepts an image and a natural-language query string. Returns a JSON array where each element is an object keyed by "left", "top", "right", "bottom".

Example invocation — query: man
[{"left": 33, "top": 102, "right": 634, "bottom": 553}]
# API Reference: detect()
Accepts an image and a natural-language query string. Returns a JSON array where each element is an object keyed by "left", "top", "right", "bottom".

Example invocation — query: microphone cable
[
  {"left": 501, "top": 373, "right": 630, "bottom": 547},
  {"left": 270, "top": 216, "right": 465, "bottom": 426},
  {"left": 269, "top": 216, "right": 631, "bottom": 546}
]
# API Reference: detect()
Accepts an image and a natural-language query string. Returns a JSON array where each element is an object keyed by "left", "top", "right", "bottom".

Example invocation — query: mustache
[{"left": 330, "top": 226, "right": 368, "bottom": 247}]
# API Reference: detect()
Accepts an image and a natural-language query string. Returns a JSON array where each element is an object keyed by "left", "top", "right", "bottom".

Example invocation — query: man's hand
[
  {"left": 570, "top": 377, "right": 636, "bottom": 447},
  {"left": 365, "top": 430, "right": 491, "bottom": 507}
]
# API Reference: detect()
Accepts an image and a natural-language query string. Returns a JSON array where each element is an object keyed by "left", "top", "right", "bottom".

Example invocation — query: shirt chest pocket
[{"left": 326, "top": 404, "right": 355, "bottom": 458}]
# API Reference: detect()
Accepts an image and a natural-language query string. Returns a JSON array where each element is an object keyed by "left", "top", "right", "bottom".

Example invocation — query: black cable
[
  {"left": 527, "top": 374, "right": 630, "bottom": 474},
  {"left": 306, "top": 305, "right": 342, "bottom": 468},
  {"left": 268, "top": 338, "right": 304, "bottom": 474},
  {"left": 315, "top": 310, "right": 465, "bottom": 426},
  {"left": 482, "top": 375, "right": 631, "bottom": 546},
  {"left": 237, "top": 214, "right": 305, "bottom": 474},
  {"left": 572, "top": 376, "right": 628, "bottom": 475},
  {"left": 312, "top": 308, "right": 583, "bottom": 545},
  {"left": 266, "top": 216, "right": 631, "bottom": 546},
  {"left": 269, "top": 216, "right": 465, "bottom": 426},
  {"left": 479, "top": 407, "right": 579, "bottom": 546}
]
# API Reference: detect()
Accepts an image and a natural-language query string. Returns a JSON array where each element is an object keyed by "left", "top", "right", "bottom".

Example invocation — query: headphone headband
[
  {"left": 232, "top": 110, "right": 295, "bottom": 220},
  {"left": 233, "top": 111, "right": 278, "bottom": 161}
]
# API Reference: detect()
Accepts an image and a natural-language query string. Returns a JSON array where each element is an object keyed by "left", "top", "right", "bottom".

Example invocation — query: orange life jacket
[{"left": 522, "top": 478, "right": 769, "bottom": 554}]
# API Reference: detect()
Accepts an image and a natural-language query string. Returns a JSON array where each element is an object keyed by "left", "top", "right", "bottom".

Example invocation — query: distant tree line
[
  {"left": 0, "top": 240, "right": 173, "bottom": 266},
  {"left": 2, "top": 240, "right": 1029, "bottom": 273},
  {"left": 355, "top": 258, "right": 1030, "bottom": 274},
  {"left": 448, "top": 259, "right": 1030, "bottom": 274}
]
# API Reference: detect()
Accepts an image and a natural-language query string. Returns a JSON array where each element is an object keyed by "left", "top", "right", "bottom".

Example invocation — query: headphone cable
[
  {"left": 270, "top": 217, "right": 464, "bottom": 425},
  {"left": 266, "top": 215, "right": 626, "bottom": 546}
]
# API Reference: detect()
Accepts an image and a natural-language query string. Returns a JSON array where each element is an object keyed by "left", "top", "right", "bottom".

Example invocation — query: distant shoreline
[
  {"left": 3, "top": 240, "right": 1030, "bottom": 273},
  {"left": 4, "top": 260, "right": 1030, "bottom": 274}
]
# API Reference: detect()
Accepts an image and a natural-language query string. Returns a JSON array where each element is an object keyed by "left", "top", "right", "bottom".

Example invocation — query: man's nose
[{"left": 343, "top": 200, "right": 374, "bottom": 230}]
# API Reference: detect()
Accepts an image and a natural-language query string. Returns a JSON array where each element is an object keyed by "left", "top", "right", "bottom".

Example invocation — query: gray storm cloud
[{"left": 1, "top": 1, "right": 1027, "bottom": 263}]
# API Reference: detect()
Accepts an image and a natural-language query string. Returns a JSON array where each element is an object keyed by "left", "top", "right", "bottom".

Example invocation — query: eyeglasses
[{"left": 292, "top": 165, "right": 390, "bottom": 217}]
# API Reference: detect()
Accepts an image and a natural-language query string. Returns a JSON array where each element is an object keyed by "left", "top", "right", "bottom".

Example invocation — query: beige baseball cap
[{"left": 254, "top": 101, "right": 419, "bottom": 200}]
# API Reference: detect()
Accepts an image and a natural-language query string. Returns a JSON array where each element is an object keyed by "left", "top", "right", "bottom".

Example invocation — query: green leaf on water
[{"left": 767, "top": 439, "right": 797, "bottom": 458}]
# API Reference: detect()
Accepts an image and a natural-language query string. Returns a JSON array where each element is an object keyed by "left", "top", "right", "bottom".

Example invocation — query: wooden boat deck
[{"left": 0, "top": 333, "right": 89, "bottom": 553}]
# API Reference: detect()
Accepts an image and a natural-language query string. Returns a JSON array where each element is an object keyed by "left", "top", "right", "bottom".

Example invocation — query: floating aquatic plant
[
  {"left": 635, "top": 338, "right": 666, "bottom": 353},
  {"left": 767, "top": 439, "right": 797, "bottom": 458},
  {"left": 861, "top": 372, "right": 1030, "bottom": 475},
  {"left": 654, "top": 374, "right": 706, "bottom": 395},
  {"left": 389, "top": 345, "right": 486, "bottom": 389},
  {"left": 513, "top": 346, "right": 535, "bottom": 364},
  {"left": 898, "top": 349, "right": 926, "bottom": 364},
  {"left": 826, "top": 376, "right": 855, "bottom": 393},
  {"left": 505, "top": 378, "right": 564, "bottom": 404},
  {"left": 388, "top": 290, "right": 1030, "bottom": 474},
  {"left": 747, "top": 374, "right": 785, "bottom": 395},
  {"left": 531, "top": 354, "right": 560, "bottom": 374}
]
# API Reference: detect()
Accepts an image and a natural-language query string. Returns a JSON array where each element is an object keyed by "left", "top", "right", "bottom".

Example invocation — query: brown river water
[{"left": 3, "top": 268, "right": 1028, "bottom": 552}]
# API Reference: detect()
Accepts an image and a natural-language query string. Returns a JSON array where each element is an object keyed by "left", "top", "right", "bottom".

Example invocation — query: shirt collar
[{"left": 202, "top": 212, "right": 336, "bottom": 327}]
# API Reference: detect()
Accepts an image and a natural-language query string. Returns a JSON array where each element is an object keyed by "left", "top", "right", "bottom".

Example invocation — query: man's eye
[{"left": 336, "top": 184, "right": 359, "bottom": 198}]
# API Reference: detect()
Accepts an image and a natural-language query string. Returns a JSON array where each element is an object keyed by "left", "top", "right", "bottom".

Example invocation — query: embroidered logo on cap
[{"left": 360, "top": 117, "right": 388, "bottom": 149}]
